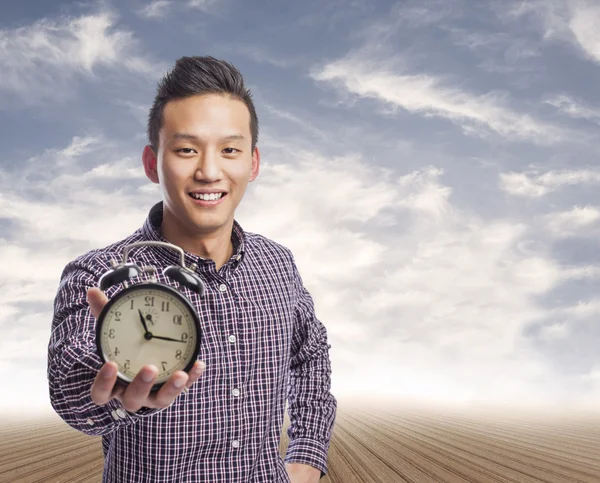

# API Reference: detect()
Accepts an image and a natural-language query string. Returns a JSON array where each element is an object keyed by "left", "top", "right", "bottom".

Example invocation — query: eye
[
  {"left": 223, "top": 148, "right": 239, "bottom": 154},
  {"left": 176, "top": 148, "right": 197, "bottom": 154}
]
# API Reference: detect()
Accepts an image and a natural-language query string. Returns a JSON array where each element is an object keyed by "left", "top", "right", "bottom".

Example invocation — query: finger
[
  {"left": 91, "top": 361, "right": 119, "bottom": 405},
  {"left": 120, "top": 364, "right": 158, "bottom": 412},
  {"left": 149, "top": 370, "right": 190, "bottom": 407},
  {"left": 185, "top": 360, "right": 207, "bottom": 389},
  {"left": 87, "top": 286, "right": 109, "bottom": 319}
]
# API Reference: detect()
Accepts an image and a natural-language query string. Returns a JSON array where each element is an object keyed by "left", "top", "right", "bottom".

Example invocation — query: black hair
[{"left": 147, "top": 56, "right": 259, "bottom": 151}]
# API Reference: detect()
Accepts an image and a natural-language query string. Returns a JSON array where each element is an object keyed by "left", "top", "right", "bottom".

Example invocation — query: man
[{"left": 47, "top": 56, "right": 337, "bottom": 483}]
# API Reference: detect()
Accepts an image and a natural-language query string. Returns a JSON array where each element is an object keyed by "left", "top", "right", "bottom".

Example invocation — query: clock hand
[
  {"left": 146, "top": 313, "right": 155, "bottom": 326},
  {"left": 151, "top": 334, "right": 187, "bottom": 343},
  {"left": 138, "top": 309, "right": 150, "bottom": 334}
]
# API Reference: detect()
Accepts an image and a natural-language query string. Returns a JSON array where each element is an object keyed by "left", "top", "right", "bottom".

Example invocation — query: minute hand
[{"left": 152, "top": 334, "right": 187, "bottom": 343}]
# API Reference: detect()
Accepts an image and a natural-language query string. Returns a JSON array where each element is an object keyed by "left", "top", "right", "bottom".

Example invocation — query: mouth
[
  {"left": 187, "top": 192, "right": 228, "bottom": 206},
  {"left": 188, "top": 192, "right": 227, "bottom": 201}
]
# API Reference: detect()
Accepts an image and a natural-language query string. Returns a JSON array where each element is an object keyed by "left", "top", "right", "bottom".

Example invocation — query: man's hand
[
  {"left": 87, "top": 287, "right": 206, "bottom": 413},
  {"left": 285, "top": 462, "right": 321, "bottom": 483}
]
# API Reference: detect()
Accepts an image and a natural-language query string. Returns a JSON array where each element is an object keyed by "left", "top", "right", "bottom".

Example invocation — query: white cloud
[
  {"left": 568, "top": 1, "right": 600, "bottom": 63},
  {"left": 544, "top": 205, "right": 600, "bottom": 236},
  {"left": 138, "top": 0, "right": 172, "bottom": 18},
  {"left": 236, "top": 146, "right": 588, "bottom": 407},
  {"left": 188, "top": 0, "right": 220, "bottom": 12},
  {"left": 0, "top": 12, "right": 161, "bottom": 104},
  {"left": 509, "top": 0, "right": 600, "bottom": 64},
  {"left": 500, "top": 169, "right": 600, "bottom": 197},
  {"left": 311, "top": 55, "right": 564, "bottom": 144},
  {"left": 59, "top": 135, "right": 103, "bottom": 158},
  {"left": 546, "top": 95, "right": 600, "bottom": 124}
]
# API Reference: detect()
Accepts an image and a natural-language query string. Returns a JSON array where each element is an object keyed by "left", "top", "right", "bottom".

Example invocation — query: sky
[{"left": 1, "top": 0, "right": 600, "bottom": 416}]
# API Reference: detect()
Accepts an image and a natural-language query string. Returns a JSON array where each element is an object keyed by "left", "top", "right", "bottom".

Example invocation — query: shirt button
[
  {"left": 228, "top": 335, "right": 236, "bottom": 343},
  {"left": 232, "top": 388, "right": 240, "bottom": 397},
  {"left": 219, "top": 284, "right": 227, "bottom": 292},
  {"left": 111, "top": 410, "right": 119, "bottom": 421},
  {"left": 116, "top": 408, "right": 127, "bottom": 419},
  {"left": 86, "top": 418, "right": 94, "bottom": 426},
  {"left": 232, "top": 440, "right": 240, "bottom": 448}
]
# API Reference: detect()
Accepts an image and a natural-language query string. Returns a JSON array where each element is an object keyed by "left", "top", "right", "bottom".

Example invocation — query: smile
[
  {"left": 189, "top": 192, "right": 225, "bottom": 201},
  {"left": 188, "top": 192, "right": 227, "bottom": 206}
]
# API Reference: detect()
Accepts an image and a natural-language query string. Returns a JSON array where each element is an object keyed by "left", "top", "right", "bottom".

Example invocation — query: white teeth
[{"left": 191, "top": 192, "right": 224, "bottom": 201}]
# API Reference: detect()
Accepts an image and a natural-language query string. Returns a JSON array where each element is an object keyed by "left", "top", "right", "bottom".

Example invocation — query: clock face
[{"left": 97, "top": 284, "right": 200, "bottom": 386}]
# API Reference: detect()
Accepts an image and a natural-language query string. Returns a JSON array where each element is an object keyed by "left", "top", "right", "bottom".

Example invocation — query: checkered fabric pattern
[{"left": 48, "top": 201, "right": 337, "bottom": 482}]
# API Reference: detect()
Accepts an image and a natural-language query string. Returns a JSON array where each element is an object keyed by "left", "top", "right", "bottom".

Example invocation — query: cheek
[{"left": 160, "top": 162, "right": 190, "bottom": 186}]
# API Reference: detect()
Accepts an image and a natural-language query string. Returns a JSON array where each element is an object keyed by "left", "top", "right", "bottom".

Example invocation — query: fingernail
[
  {"left": 141, "top": 368, "right": 155, "bottom": 383},
  {"left": 103, "top": 363, "right": 116, "bottom": 379},
  {"left": 173, "top": 378, "right": 185, "bottom": 388},
  {"left": 194, "top": 361, "right": 206, "bottom": 373}
]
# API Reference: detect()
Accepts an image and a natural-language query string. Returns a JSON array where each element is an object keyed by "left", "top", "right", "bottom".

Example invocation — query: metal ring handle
[{"left": 122, "top": 241, "right": 186, "bottom": 268}]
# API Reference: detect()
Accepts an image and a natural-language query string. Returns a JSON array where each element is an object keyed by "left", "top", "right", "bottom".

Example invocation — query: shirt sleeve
[
  {"left": 47, "top": 256, "right": 165, "bottom": 437},
  {"left": 284, "top": 252, "right": 337, "bottom": 479}
]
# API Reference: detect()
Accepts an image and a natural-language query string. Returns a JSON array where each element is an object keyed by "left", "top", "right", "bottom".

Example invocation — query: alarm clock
[{"left": 95, "top": 241, "right": 205, "bottom": 392}]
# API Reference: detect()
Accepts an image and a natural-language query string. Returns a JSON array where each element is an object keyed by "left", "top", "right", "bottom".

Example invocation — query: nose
[{"left": 194, "top": 150, "right": 222, "bottom": 181}]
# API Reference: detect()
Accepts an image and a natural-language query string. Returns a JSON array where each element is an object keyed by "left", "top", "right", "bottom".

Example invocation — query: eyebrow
[{"left": 169, "top": 133, "right": 246, "bottom": 143}]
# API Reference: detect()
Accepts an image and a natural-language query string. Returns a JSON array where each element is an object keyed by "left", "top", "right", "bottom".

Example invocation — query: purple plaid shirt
[{"left": 47, "top": 201, "right": 337, "bottom": 482}]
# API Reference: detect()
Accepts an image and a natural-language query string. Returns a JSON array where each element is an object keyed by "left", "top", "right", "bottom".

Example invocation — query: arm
[
  {"left": 47, "top": 257, "right": 164, "bottom": 437},
  {"left": 284, "top": 253, "right": 337, "bottom": 480}
]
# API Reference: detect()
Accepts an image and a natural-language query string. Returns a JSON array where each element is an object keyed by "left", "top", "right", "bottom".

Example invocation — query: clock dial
[{"left": 98, "top": 285, "right": 199, "bottom": 385}]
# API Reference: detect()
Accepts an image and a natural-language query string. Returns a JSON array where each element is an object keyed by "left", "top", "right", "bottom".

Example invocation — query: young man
[{"left": 47, "top": 56, "right": 337, "bottom": 483}]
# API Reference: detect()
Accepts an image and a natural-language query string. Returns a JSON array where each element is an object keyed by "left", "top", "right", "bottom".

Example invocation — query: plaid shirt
[{"left": 47, "top": 201, "right": 337, "bottom": 482}]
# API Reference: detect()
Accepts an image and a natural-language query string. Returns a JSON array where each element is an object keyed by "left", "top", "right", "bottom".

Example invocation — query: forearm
[{"left": 285, "top": 340, "right": 337, "bottom": 476}]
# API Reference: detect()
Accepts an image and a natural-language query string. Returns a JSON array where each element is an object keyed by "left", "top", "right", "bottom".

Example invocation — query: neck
[{"left": 160, "top": 207, "right": 234, "bottom": 271}]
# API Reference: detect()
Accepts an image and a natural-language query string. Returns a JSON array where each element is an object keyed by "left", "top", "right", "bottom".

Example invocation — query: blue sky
[{"left": 2, "top": 0, "right": 600, "bottom": 415}]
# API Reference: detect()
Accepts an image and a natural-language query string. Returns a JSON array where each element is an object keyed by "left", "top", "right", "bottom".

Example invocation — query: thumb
[{"left": 87, "top": 286, "right": 109, "bottom": 319}]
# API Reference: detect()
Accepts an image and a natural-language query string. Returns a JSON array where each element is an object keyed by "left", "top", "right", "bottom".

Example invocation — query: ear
[
  {"left": 142, "top": 145, "right": 159, "bottom": 184},
  {"left": 249, "top": 146, "right": 260, "bottom": 182}
]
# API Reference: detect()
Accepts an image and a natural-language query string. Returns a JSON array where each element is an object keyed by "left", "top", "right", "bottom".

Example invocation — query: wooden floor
[{"left": 1, "top": 399, "right": 600, "bottom": 482}]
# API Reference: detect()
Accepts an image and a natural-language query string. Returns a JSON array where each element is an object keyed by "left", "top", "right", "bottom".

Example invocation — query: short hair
[{"left": 147, "top": 56, "right": 259, "bottom": 152}]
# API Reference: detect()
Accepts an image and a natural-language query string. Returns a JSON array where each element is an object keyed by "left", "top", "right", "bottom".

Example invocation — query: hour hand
[{"left": 138, "top": 309, "right": 150, "bottom": 334}]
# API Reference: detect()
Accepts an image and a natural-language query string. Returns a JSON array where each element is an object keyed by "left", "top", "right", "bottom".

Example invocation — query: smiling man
[{"left": 47, "top": 56, "right": 337, "bottom": 483}]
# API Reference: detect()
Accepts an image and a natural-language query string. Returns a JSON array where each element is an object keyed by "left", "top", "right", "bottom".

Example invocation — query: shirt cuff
[{"left": 284, "top": 436, "right": 329, "bottom": 478}]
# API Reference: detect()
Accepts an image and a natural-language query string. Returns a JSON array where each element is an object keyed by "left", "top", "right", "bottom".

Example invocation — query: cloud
[
  {"left": 138, "top": 1, "right": 172, "bottom": 18},
  {"left": 188, "top": 0, "right": 220, "bottom": 12},
  {"left": 235, "top": 144, "right": 595, "bottom": 406},
  {"left": 508, "top": 0, "right": 600, "bottom": 65},
  {"left": 0, "top": 12, "right": 161, "bottom": 105},
  {"left": 311, "top": 55, "right": 564, "bottom": 144},
  {"left": 3, "top": 128, "right": 599, "bottom": 410},
  {"left": 59, "top": 135, "right": 103, "bottom": 158},
  {"left": 568, "top": 1, "right": 600, "bottom": 63},
  {"left": 500, "top": 168, "right": 600, "bottom": 197},
  {"left": 545, "top": 95, "right": 600, "bottom": 124},
  {"left": 543, "top": 205, "right": 600, "bottom": 236}
]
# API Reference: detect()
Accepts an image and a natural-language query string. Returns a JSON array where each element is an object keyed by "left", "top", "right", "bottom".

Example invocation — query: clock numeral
[
  {"left": 173, "top": 315, "right": 182, "bottom": 325},
  {"left": 161, "top": 361, "right": 167, "bottom": 371},
  {"left": 161, "top": 301, "right": 170, "bottom": 312},
  {"left": 145, "top": 296, "right": 155, "bottom": 307},
  {"left": 181, "top": 333, "right": 188, "bottom": 342},
  {"left": 115, "top": 311, "right": 122, "bottom": 321},
  {"left": 114, "top": 347, "right": 120, "bottom": 356},
  {"left": 124, "top": 360, "right": 131, "bottom": 370},
  {"left": 175, "top": 350, "right": 182, "bottom": 360},
  {"left": 130, "top": 300, "right": 135, "bottom": 310},
  {"left": 108, "top": 329, "right": 115, "bottom": 339}
]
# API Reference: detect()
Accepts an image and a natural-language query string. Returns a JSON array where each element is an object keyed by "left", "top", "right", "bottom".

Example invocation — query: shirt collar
[{"left": 140, "top": 200, "right": 246, "bottom": 268}]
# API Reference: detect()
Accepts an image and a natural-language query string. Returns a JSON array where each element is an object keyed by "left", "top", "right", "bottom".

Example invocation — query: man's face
[{"left": 143, "top": 94, "right": 259, "bottom": 237}]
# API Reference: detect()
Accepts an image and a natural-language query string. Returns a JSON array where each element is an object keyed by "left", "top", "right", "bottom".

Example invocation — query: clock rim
[{"left": 95, "top": 282, "right": 202, "bottom": 391}]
